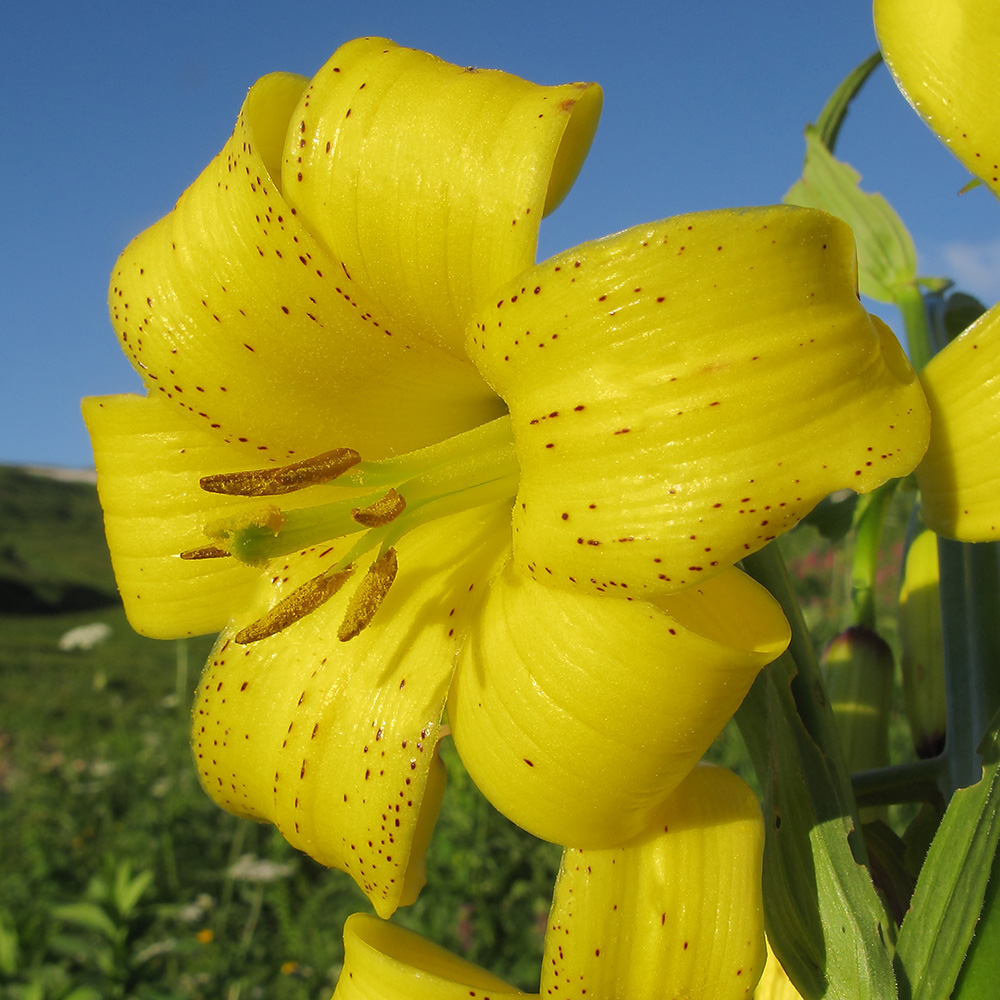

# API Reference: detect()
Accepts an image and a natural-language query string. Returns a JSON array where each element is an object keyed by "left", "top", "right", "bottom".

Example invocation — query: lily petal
[
  {"left": 916, "top": 303, "right": 1000, "bottom": 538},
  {"left": 754, "top": 937, "right": 807, "bottom": 999},
  {"left": 448, "top": 563, "right": 789, "bottom": 847},
  {"left": 82, "top": 393, "right": 261, "bottom": 637},
  {"left": 469, "top": 205, "right": 930, "bottom": 597},
  {"left": 192, "top": 502, "right": 510, "bottom": 916},
  {"left": 285, "top": 37, "right": 603, "bottom": 358},
  {"left": 109, "top": 69, "right": 503, "bottom": 461},
  {"left": 333, "top": 913, "right": 524, "bottom": 1000},
  {"left": 540, "top": 764, "right": 765, "bottom": 1000},
  {"left": 875, "top": 0, "right": 1000, "bottom": 197}
]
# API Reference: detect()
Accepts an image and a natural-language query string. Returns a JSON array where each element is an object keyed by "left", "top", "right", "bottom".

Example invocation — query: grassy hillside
[{"left": 0, "top": 466, "right": 119, "bottom": 613}]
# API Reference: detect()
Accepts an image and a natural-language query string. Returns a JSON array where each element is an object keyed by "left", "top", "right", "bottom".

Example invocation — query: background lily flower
[
  {"left": 330, "top": 766, "right": 766, "bottom": 1000},
  {"left": 754, "top": 938, "right": 807, "bottom": 1000},
  {"left": 85, "top": 38, "right": 930, "bottom": 914},
  {"left": 876, "top": 0, "right": 1000, "bottom": 538}
]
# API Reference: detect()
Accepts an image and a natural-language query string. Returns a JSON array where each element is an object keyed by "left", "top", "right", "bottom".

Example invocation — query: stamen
[
  {"left": 351, "top": 488, "right": 407, "bottom": 527},
  {"left": 200, "top": 448, "right": 361, "bottom": 496},
  {"left": 180, "top": 545, "right": 232, "bottom": 560},
  {"left": 338, "top": 548, "right": 398, "bottom": 642},
  {"left": 235, "top": 566, "right": 356, "bottom": 644},
  {"left": 187, "top": 418, "right": 518, "bottom": 637}
]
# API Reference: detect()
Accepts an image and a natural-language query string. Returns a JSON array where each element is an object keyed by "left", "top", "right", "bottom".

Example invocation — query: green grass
[
  {"left": 1, "top": 468, "right": 562, "bottom": 998},
  {"left": 2, "top": 601, "right": 561, "bottom": 997}
]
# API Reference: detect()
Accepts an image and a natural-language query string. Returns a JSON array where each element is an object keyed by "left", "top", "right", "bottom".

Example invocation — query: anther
[
  {"left": 180, "top": 545, "right": 232, "bottom": 560},
  {"left": 351, "top": 488, "right": 406, "bottom": 527},
  {"left": 338, "top": 548, "right": 398, "bottom": 642},
  {"left": 200, "top": 448, "right": 361, "bottom": 496},
  {"left": 235, "top": 566, "right": 356, "bottom": 644}
]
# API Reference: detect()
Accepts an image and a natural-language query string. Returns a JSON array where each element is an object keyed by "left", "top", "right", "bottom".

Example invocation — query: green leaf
[
  {"left": 112, "top": 862, "right": 153, "bottom": 918},
  {"left": 951, "top": 839, "right": 1000, "bottom": 998},
  {"left": 785, "top": 126, "right": 917, "bottom": 303},
  {"left": 50, "top": 901, "right": 119, "bottom": 942},
  {"left": 815, "top": 52, "right": 882, "bottom": 153},
  {"left": 47, "top": 929, "right": 115, "bottom": 968},
  {"left": 893, "top": 713, "right": 1000, "bottom": 1000},
  {"left": 63, "top": 990, "right": 105, "bottom": 1000},
  {"left": 861, "top": 820, "right": 917, "bottom": 928},
  {"left": 738, "top": 652, "right": 898, "bottom": 999},
  {"left": 83, "top": 873, "right": 110, "bottom": 905},
  {"left": 0, "top": 908, "right": 19, "bottom": 976}
]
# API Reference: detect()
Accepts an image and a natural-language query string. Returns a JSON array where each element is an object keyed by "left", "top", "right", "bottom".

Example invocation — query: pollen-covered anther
[
  {"left": 180, "top": 544, "right": 232, "bottom": 560},
  {"left": 235, "top": 566, "right": 357, "bottom": 644},
  {"left": 199, "top": 448, "right": 362, "bottom": 496},
  {"left": 338, "top": 548, "right": 398, "bottom": 642},
  {"left": 351, "top": 488, "right": 407, "bottom": 527}
]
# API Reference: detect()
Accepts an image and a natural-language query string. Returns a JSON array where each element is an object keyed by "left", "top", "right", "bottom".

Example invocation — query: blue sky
[{"left": 2, "top": 0, "right": 997, "bottom": 468}]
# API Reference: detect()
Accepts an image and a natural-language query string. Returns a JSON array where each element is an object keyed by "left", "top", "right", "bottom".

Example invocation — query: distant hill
[{"left": 0, "top": 466, "right": 120, "bottom": 613}]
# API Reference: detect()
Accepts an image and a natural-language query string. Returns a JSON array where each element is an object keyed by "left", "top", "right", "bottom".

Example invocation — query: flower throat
[{"left": 181, "top": 415, "right": 518, "bottom": 643}]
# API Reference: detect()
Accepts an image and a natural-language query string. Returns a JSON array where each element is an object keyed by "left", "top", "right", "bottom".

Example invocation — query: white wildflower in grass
[
  {"left": 57, "top": 621, "right": 112, "bottom": 651},
  {"left": 150, "top": 776, "right": 172, "bottom": 798},
  {"left": 227, "top": 854, "right": 295, "bottom": 883},
  {"left": 177, "top": 894, "right": 215, "bottom": 923}
]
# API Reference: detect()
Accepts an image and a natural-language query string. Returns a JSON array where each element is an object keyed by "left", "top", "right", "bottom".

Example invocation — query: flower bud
[
  {"left": 898, "top": 527, "right": 946, "bottom": 759},
  {"left": 821, "top": 625, "right": 894, "bottom": 822}
]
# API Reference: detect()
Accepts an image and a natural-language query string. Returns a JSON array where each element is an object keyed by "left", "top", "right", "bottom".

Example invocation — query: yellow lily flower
[
  {"left": 84, "top": 37, "right": 929, "bottom": 916},
  {"left": 875, "top": 0, "right": 1000, "bottom": 538},
  {"left": 332, "top": 765, "right": 766, "bottom": 1000}
]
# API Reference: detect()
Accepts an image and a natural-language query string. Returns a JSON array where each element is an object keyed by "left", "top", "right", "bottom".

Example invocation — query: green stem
[
  {"left": 965, "top": 544, "right": 1000, "bottom": 741},
  {"left": 939, "top": 539, "right": 981, "bottom": 794},
  {"left": 939, "top": 539, "right": 1000, "bottom": 795},
  {"left": 852, "top": 759, "right": 947, "bottom": 810},
  {"left": 896, "top": 283, "right": 934, "bottom": 372},
  {"left": 851, "top": 480, "right": 898, "bottom": 628},
  {"left": 238, "top": 885, "right": 264, "bottom": 954},
  {"left": 217, "top": 819, "right": 248, "bottom": 931},
  {"left": 174, "top": 638, "right": 188, "bottom": 711}
]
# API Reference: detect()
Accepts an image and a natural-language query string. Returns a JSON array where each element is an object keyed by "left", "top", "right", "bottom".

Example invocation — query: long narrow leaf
[
  {"left": 893, "top": 712, "right": 1000, "bottom": 1000},
  {"left": 739, "top": 653, "right": 898, "bottom": 1000},
  {"left": 50, "top": 902, "right": 119, "bottom": 942},
  {"left": 815, "top": 52, "right": 882, "bottom": 152}
]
